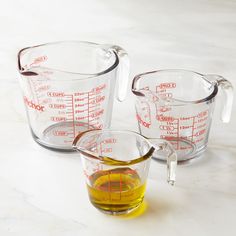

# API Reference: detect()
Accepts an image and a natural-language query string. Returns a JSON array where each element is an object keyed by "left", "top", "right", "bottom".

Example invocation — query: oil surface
[{"left": 87, "top": 167, "right": 146, "bottom": 214}]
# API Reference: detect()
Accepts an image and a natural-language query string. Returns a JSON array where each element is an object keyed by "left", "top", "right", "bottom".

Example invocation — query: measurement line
[
  {"left": 177, "top": 119, "right": 180, "bottom": 150},
  {"left": 74, "top": 94, "right": 85, "bottom": 97},
  {"left": 191, "top": 116, "right": 196, "bottom": 142},
  {"left": 71, "top": 95, "right": 75, "bottom": 138},
  {"left": 87, "top": 93, "right": 90, "bottom": 127}
]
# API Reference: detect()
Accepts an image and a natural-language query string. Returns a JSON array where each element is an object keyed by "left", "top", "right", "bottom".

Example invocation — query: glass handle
[
  {"left": 104, "top": 45, "right": 130, "bottom": 102},
  {"left": 205, "top": 75, "right": 234, "bottom": 123},
  {"left": 217, "top": 77, "right": 234, "bottom": 123},
  {"left": 161, "top": 141, "right": 177, "bottom": 185},
  {"left": 149, "top": 139, "right": 177, "bottom": 185}
]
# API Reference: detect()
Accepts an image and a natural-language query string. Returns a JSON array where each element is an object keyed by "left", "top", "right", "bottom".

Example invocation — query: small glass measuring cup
[
  {"left": 72, "top": 129, "right": 177, "bottom": 215},
  {"left": 132, "top": 69, "right": 233, "bottom": 163},
  {"left": 17, "top": 41, "right": 129, "bottom": 151}
]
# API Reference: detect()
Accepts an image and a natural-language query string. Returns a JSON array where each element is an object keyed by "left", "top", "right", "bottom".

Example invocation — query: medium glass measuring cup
[
  {"left": 17, "top": 41, "right": 129, "bottom": 151},
  {"left": 132, "top": 69, "right": 233, "bottom": 163},
  {"left": 72, "top": 129, "right": 177, "bottom": 215}
]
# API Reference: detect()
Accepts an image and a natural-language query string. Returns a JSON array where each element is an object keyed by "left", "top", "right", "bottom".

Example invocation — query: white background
[{"left": 0, "top": 0, "right": 236, "bottom": 235}]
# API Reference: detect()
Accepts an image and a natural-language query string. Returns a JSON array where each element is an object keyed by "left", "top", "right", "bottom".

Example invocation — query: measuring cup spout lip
[
  {"left": 132, "top": 69, "right": 219, "bottom": 105},
  {"left": 17, "top": 40, "right": 119, "bottom": 80},
  {"left": 72, "top": 129, "right": 156, "bottom": 165}
]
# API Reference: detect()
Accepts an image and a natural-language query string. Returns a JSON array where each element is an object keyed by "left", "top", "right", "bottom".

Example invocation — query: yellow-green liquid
[{"left": 87, "top": 167, "right": 146, "bottom": 214}]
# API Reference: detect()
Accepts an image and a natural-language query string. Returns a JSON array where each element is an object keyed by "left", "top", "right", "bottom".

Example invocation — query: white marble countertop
[{"left": 1, "top": 0, "right": 236, "bottom": 235}]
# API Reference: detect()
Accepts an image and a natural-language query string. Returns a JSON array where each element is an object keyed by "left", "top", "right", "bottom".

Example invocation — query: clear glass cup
[
  {"left": 72, "top": 129, "right": 177, "bottom": 215},
  {"left": 17, "top": 41, "right": 129, "bottom": 151},
  {"left": 132, "top": 69, "right": 233, "bottom": 163}
]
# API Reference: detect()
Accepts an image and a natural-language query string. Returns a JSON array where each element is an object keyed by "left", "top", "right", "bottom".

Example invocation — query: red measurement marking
[
  {"left": 177, "top": 119, "right": 180, "bottom": 149},
  {"left": 197, "top": 110, "right": 208, "bottom": 118},
  {"left": 51, "top": 116, "right": 66, "bottom": 122},
  {"left": 75, "top": 116, "right": 88, "bottom": 120},
  {"left": 159, "top": 125, "right": 175, "bottom": 131},
  {"left": 36, "top": 85, "right": 50, "bottom": 92},
  {"left": 102, "top": 138, "right": 116, "bottom": 144},
  {"left": 53, "top": 131, "right": 68, "bottom": 136},
  {"left": 47, "top": 92, "right": 64, "bottom": 97},
  {"left": 194, "top": 129, "right": 206, "bottom": 137},
  {"left": 166, "top": 131, "right": 178, "bottom": 135},
  {"left": 49, "top": 104, "right": 66, "bottom": 109},
  {"left": 74, "top": 92, "right": 86, "bottom": 96},
  {"left": 157, "top": 114, "right": 174, "bottom": 122},
  {"left": 89, "top": 96, "right": 105, "bottom": 104},
  {"left": 157, "top": 82, "right": 176, "bottom": 90},
  {"left": 102, "top": 148, "right": 113, "bottom": 153},
  {"left": 180, "top": 116, "right": 194, "bottom": 121},
  {"left": 71, "top": 95, "right": 75, "bottom": 138},
  {"left": 196, "top": 123, "right": 206, "bottom": 129},
  {"left": 75, "top": 103, "right": 86, "bottom": 107},
  {"left": 159, "top": 107, "right": 171, "bottom": 112},
  {"left": 30, "top": 55, "right": 47, "bottom": 66},
  {"left": 75, "top": 109, "right": 88, "bottom": 114},
  {"left": 156, "top": 92, "right": 173, "bottom": 98},
  {"left": 24, "top": 96, "right": 44, "bottom": 111},
  {"left": 87, "top": 92, "right": 90, "bottom": 127},
  {"left": 90, "top": 84, "right": 106, "bottom": 93},
  {"left": 75, "top": 98, "right": 86, "bottom": 102},
  {"left": 191, "top": 116, "right": 196, "bottom": 141},
  {"left": 197, "top": 117, "right": 208, "bottom": 123},
  {"left": 90, "top": 109, "right": 104, "bottom": 118},
  {"left": 89, "top": 117, "right": 99, "bottom": 122},
  {"left": 136, "top": 114, "right": 150, "bottom": 128},
  {"left": 180, "top": 125, "right": 194, "bottom": 130}
]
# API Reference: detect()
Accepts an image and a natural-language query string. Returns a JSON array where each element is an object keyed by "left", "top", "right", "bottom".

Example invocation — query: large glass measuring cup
[
  {"left": 18, "top": 41, "right": 129, "bottom": 151},
  {"left": 73, "top": 130, "right": 177, "bottom": 215},
  {"left": 132, "top": 69, "right": 233, "bottom": 163}
]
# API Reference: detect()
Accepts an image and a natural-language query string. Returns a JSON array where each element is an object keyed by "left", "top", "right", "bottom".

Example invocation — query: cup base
[
  {"left": 30, "top": 121, "right": 97, "bottom": 152},
  {"left": 93, "top": 201, "right": 143, "bottom": 215}
]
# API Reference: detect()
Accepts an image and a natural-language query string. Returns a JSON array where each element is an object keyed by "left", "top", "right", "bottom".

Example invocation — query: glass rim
[
  {"left": 72, "top": 129, "right": 160, "bottom": 166},
  {"left": 17, "top": 40, "right": 119, "bottom": 80},
  {"left": 132, "top": 69, "right": 219, "bottom": 105}
]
